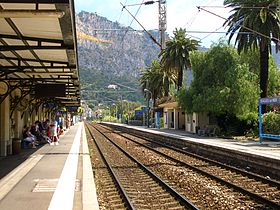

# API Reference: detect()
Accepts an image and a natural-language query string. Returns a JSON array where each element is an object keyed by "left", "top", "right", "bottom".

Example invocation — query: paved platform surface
[
  {"left": 105, "top": 122, "right": 280, "bottom": 161},
  {"left": 0, "top": 122, "right": 99, "bottom": 210}
]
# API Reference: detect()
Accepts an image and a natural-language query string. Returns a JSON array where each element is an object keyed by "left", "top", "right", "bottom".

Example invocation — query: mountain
[{"left": 76, "top": 11, "right": 161, "bottom": 105}]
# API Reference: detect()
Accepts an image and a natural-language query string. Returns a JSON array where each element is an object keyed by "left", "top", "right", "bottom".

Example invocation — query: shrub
[
  {"left": 160, "top": 117, "right": 164, "bottom": 128},
  {"left": 103, "top": 115, "right": 117, "bottom": 122},
  {"left": 262, "top": 111, "right": 280, "bottom": 134}
]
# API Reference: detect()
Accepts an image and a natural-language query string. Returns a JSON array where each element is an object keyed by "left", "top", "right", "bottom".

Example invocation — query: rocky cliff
[
  {"left": 76, "top": 11, "right": 162, "bottom": 105},
  {"left": 76, "top": 11, "right": 160, "bottom": 78}
]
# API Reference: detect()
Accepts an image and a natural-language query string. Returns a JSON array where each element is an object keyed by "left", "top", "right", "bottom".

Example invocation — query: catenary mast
[{"left": 159, "top": 0, "right": 167, "bottom": 49}]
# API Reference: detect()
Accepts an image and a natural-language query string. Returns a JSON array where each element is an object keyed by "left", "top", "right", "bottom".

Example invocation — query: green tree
[
  {"left": 177, "top": 42, "right": 259, "bottom": 123},
  {"left": 223, "top": 0, "right": 280, "bottom": 112},
  {"left": 267, "top": 57, "right": 280, "bottom": 97},
  {"left": 159, "top": 28, "right": 199, "bottom": 90},
  {"left": 239, "top": 48, "right": 280, "bottom": 97}
]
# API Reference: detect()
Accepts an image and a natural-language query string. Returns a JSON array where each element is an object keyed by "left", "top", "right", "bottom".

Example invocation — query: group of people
[{"left": 22, "top": 118, "right": 62, "bottom": 148}]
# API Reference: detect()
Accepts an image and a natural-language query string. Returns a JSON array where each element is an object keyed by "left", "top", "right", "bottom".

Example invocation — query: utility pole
[
  {"left": 121, "top": 1, "right": 167, "bottom": 49},
  {"left": 159, "top": 0, "right": 167, "bottom": 49}
]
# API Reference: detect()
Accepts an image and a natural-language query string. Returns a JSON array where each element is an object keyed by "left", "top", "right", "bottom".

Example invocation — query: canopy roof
[{"left": 0, "top": 0, "right": 80, "bottom": 107}]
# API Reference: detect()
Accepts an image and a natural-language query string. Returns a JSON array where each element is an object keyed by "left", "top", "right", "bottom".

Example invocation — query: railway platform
[{"left": 0, "top": 122, "right": 99, "bottom": 210}]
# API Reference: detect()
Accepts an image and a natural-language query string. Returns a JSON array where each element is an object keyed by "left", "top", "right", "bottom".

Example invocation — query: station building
[{"left": 158, "top": 101, "right": 213, "bottom": 133}]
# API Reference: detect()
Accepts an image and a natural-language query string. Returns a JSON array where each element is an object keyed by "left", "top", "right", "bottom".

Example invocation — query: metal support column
[
  {"left": 259, "top": 103, "right": 263, "bottom": 144},
  {"left": 159, "top": 0, "right": 167, "bottom": 49}
]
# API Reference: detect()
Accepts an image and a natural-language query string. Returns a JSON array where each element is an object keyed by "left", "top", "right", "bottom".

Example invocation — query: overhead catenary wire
[
  {"left": 199, "top": 25, "right": 224, "bottom": 41},
  {"left": 120, "top": 2, "right": 161, "bottom": 48},
  {"left": 120, "top": 0, "right": 145, "bottom": 43},
  {"left": 183, "top": 10, "right": 199, "bottom": 30},
  {"left": 124, "top": 1, "right": 158, "bottom": 7},
  {"left": 186, "top": 34, "right": 201, "bottom": 41},
  {"left": 186, "top": 28, "right": 253, "bottom": 43},
  {"left": 118, "top": 0, "right": 128, "bottom": 22},
  {"left": 197, "top": 6, "right": 280, "bottom": 43},
  {"left": 198, "top": 5, "right": 278, "bottom": 9},
  {"left": 183, "top": 0, "right": 218, "bottom": 30},
  {"left": 183, "top": 0, "right": 220, "bottom": 41},
  {"left": 186, "top": 30, "right": 252, "bottom": 34}
]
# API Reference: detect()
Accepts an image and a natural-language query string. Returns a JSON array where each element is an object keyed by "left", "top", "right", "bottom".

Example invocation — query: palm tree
[
  {"left": 223, "top": 0, "right": 280, "bottom": 112},
  {"left": 159, "top": 28, "right": 199, "bottom": 90},
  {"left": 140, "top": 60, "right": 175, "bottom": 106}
]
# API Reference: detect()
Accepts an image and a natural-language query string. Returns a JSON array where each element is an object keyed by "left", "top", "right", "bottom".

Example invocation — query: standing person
[
  {"left": 50, "top": 118, "right": 59, "bottom": 145},
  {"left": 57, "top": 124, "right": 61, "bottom": 143}
]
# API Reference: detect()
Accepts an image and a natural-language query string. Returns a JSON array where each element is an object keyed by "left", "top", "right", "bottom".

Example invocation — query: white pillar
[
  {"left": 12, "top": 88, "right": 23, "bottom": 139},
  {"left": 192, "top": 113, "right": 199, "bottom": 133},
  {"left": 163, "top": 111, "right": 168, "bottom": 128},
  {"left": 39, "top": 105, "right": 44, "bottom": 121},
  {"left": 174, "top": 108, "right": 178, "bottom": 129},
  {"left": 31, "top": 104, "right": 37, "bottom": 123},
  {"left": 0, "top": 95, "right": 11, "bottom": 156},
  {"left": 13, "top": 110, "right": 21, "bottom": 138}
]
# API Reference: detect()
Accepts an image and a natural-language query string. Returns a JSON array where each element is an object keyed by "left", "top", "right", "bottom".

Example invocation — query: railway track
[
  {"left": 93, "top": 122, "right": 280, "bottom": 209},
  {"left": 85, "top": 122, "right": 198, "bottom": 210}
]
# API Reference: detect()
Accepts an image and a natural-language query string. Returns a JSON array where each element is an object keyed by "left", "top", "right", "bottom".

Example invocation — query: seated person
[
  {"left": 204, "top": 125, "right": 211, "bottom": 136},
  {"left": 40, "top": 129, "right": 52, "bottom": 144},
  {"left": 32, "top": 121, "right": 51, "bottom": 144},
  {"left": 22, "top": 125, "right": 37, "bottom": 148}
]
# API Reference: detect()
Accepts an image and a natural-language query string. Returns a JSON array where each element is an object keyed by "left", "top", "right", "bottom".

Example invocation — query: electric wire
[
  {"left": 186, "top": 31, "right": 252, "bottom": 34},
  {"left": 118, "top": 0, "right": 128, "bottom": 23},
  {"left": 120, "top": 1, "right": 161, "bottom": 47},
  {"left": 183, "top": 0, "right": 219, "bottom": 40},
  {"left": 120, "top": 0, "right": 145, "bottom": 43},
  {"left": 198, "top": 5, "right": 277, "bottom": 9},
  {"left": 183, "top": 0, "right": 216, "bottom": 29},
  {"left": 183, "top": 11, "right": 199, "bottom": 30},
  {"left": 197, "top": 6, "right": 280, "bottom": 43},
  {"left": 199, "top": 25, "right": 224, "bottom": 41},
  {"left": 186, "top": 34, "right": 201, "bottom": 41}
]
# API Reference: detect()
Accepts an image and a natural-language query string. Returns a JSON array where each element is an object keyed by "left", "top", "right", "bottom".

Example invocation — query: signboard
[
  {"left": 66, "top": 106, "right": 78, "bottom": 112},
  {"left": 0, "top": 81, "right": 8, "bottom": 95},
  {"left": 258, "top": 97, "right": 280, "bottom": 143},
  {"left": 43, "top": 103, "right": 58, "bottom": 108},
  {"left": 141, "top": 106, "right": 150, "bottom": 111},
  {"left": 35, "top": 84, "right": 66, "bottom": 98},
  {"left": 56, "top": 111, "right": 64, "bottom": 116},
  {"left": 259, "top": 97, "right": 280, "bottom": 104},
  {"left": 135, "top": 110, "right": 143, "bottom": 116}
]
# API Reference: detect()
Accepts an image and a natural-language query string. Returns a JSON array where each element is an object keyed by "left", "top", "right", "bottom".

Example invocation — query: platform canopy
[{"left": 0, "top": 0, "right": 80, "bottom": 107}]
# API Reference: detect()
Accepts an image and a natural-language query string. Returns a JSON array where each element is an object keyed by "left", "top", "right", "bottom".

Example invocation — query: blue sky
[{"left": 74, "top": 0, "right": 231, "bottom": 48}]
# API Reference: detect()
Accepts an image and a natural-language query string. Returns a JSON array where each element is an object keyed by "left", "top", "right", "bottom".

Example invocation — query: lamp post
[
  {"left": 108, "top": 84, "right": 123, "bottom": 123},
  {"left": 112, "top": 103, "right": 116, "bottom": 119},
  {"left": 144, "top": 88, "right": 152, "bottom": 128}
]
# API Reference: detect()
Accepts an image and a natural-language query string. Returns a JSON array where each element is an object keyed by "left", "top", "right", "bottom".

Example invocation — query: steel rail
[
  {"left": 84, "top": 123, "right": 136, "bottom": 210},
  {"left": 103, "top": 123, "right": 280, "bottom": 187},
  {"left": 114, "top": 124, "right": 280, "bottom": 187},
  {"left": 100, "top": 123, "right": 280, "bottom": 209},
  {"left": 89, "top": 122, "right": 199, "bottom": 210}
]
